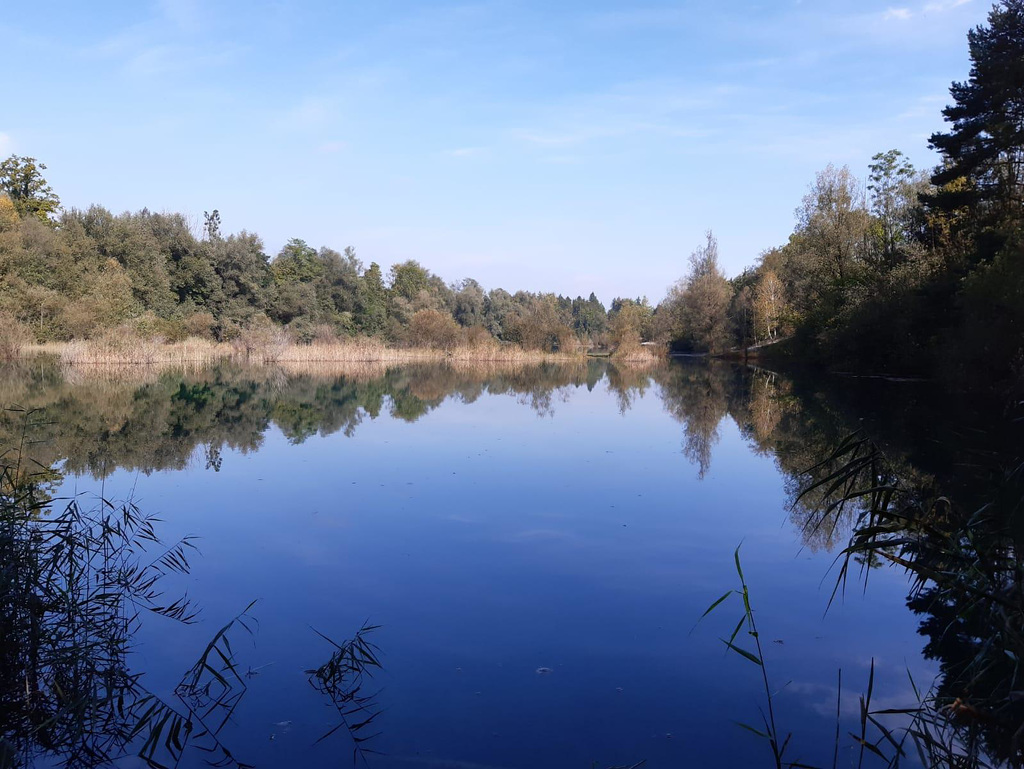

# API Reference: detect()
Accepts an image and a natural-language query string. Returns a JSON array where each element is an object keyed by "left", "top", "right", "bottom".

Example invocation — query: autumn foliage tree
[
  {"left": 753, "top": 270, "right": 787, "bottom": 343},
  {"left": 406, "top": 309, "right": 461, "bottom": 350},
  {"left": 0, "top": 196, "right": 17, "bottom": 232},
  {"left": 608, "top": 298, "right": 652, "bottom": 350},
  {"left": 0, "top": 156, "right": 60, "bottom": 222},
  {"left": 663, "top": 232, "right": 732, "bottom": 353}
]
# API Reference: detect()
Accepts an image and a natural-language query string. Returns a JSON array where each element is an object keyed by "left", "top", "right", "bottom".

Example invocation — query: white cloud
[
  {"left": 895, "top": 92, "right": 949, "bottom": 120},
  {"left": 883, "top": 7, "right": 914, "bottom": 20},
  {"left": 924, "top": 0, "right": 972, "bottom": 11},
  {"left": 86, "top": 21, "right": 240, "bottom": 79},
  {"left": 881, "top": 0, "right": 972, "bottom": 19},
  {"left": 0, "top": 133, "right": 12, "bottom": 155}
]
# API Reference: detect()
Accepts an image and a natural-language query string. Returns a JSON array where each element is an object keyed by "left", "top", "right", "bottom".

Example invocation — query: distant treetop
[{"left": 0, "top": 155, "right": 61, "bottom": 223}]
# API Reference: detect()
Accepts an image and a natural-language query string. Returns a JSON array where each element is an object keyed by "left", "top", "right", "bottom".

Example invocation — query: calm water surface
[{"left": 2, "top": 359, "right": 992, "bottom": 768}]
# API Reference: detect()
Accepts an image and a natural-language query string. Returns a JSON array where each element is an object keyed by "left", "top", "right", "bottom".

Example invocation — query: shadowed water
[{"left": 0, "top": 358, "right": 1014, "bottom": 768}]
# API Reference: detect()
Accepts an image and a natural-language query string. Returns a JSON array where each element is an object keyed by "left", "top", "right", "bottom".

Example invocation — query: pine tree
[{"left": 928, "top": 0, "right": 1024, "bottom": 256}]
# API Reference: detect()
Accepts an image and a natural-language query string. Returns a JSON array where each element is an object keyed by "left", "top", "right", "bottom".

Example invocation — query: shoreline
[{"left": 15, "top": 338, "right": 666, "bottom": 371}]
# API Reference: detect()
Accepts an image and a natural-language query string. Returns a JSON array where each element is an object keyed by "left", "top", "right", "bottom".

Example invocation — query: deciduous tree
[
  {"left": 796, "top": 165, "right": 870, "bottom": 290},
  {"left": 868, "top": 149, "right": 924, "bottom": 269},
  {"left": 0, "top": 156, "right": 60, "bottom": 222},
  {"left": 753, "top": 269, "right": 787, "bottom": 342},
  {"left": 0, "top": 195, "right": 17, "bottom": 231},
  {"left": 670, "top": 231, "right": 733, "bottom": 353}
]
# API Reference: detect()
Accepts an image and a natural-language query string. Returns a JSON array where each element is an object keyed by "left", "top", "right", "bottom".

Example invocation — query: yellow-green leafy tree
[{"left": 0, "top": 156, "right": 60, "bottom": 222}]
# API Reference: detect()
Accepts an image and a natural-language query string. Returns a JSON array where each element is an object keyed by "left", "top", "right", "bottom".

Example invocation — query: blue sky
[{"left": 1, "top": 0, "right": 989, "bottom": 302}]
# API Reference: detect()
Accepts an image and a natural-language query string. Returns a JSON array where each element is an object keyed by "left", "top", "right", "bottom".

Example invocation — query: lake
[{"left": 0, "top": 358, "right": 1008, "bottom": 769}]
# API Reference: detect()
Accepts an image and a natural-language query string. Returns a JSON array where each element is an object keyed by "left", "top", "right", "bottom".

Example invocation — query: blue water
[{"left": 31, "top": 361, "right": 935, "bottom": 769}]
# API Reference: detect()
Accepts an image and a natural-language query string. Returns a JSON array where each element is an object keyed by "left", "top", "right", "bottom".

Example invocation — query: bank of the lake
[{"left": 16, "top": 335, "right": 664, "bottom": 371}]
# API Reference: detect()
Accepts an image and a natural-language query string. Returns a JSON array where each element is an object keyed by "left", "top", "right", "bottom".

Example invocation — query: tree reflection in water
[
  {"left": 1, "top": 358, "right": 1019, "bottom": 767},
  {"left": 795, "top": 430, "right": 1024, "bottom": 767},
  {"left": 0, "top": 408, "right": 382, "bottom": 769},
  {"left": 0, "top": 408, "right": 253, "bottom": 768}
]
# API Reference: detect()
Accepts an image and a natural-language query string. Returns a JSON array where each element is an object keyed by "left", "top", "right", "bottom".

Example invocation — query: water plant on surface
[
  {"left": 700, "top": 545, "right": 804, "bottom": 769},
  {"left": 0, "top": 410, "right": 398, "bottom": 768},
  {"left": 700, "top": 544, "right": 926, "bottom": 769},
  {"left": 0, "top": 409, "right": 257, "bottom": 769},
  {"left": 783, "top": 425, "right": 1024, "bottom": 768},
  {"left": 815, "top": 432, "right": 1022, "bottom": 767},
  {"left": 306, "top": 623, "right": 384, "bottom": 765}
]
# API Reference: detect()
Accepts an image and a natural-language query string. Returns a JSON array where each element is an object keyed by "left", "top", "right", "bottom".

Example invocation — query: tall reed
[{"left": 34, "top": 335, "right": 604, "bottom": 371}]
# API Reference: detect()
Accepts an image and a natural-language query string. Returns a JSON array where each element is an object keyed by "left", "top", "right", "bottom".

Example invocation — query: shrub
[
  {"left": 406, "top": 309, "right": 461, "bottom": 350},
  {"left": 313, "top": 324, "right": 338, "bottom": 344},
  {"left": 286, "top": 318, "right": 317, "bottom": 344},
  {"left": 0, "top": 313, "right": 32, "bottom": 361},
  {"left": 183, "top": 312, "right": 217, "bottom": 340},
  {"left": 232, "top": 317, "right": 290, "bottom": 362},
  {"left": 556, "top": 328, "right": 584, "bottom": 355},
  {"left": 462, "top": 325, "right": 496, "bottom": 349}
]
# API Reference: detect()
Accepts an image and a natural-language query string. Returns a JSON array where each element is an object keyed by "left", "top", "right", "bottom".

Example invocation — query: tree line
[
  {"left": 2, "top": 0, "right": 1021, "bottom": 381},
  {"left": 657, "top": 0, "right": 1023, "bottom": 389},
  {"left": 0, "top": 159, "right": 653, "bottom": 354}
]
